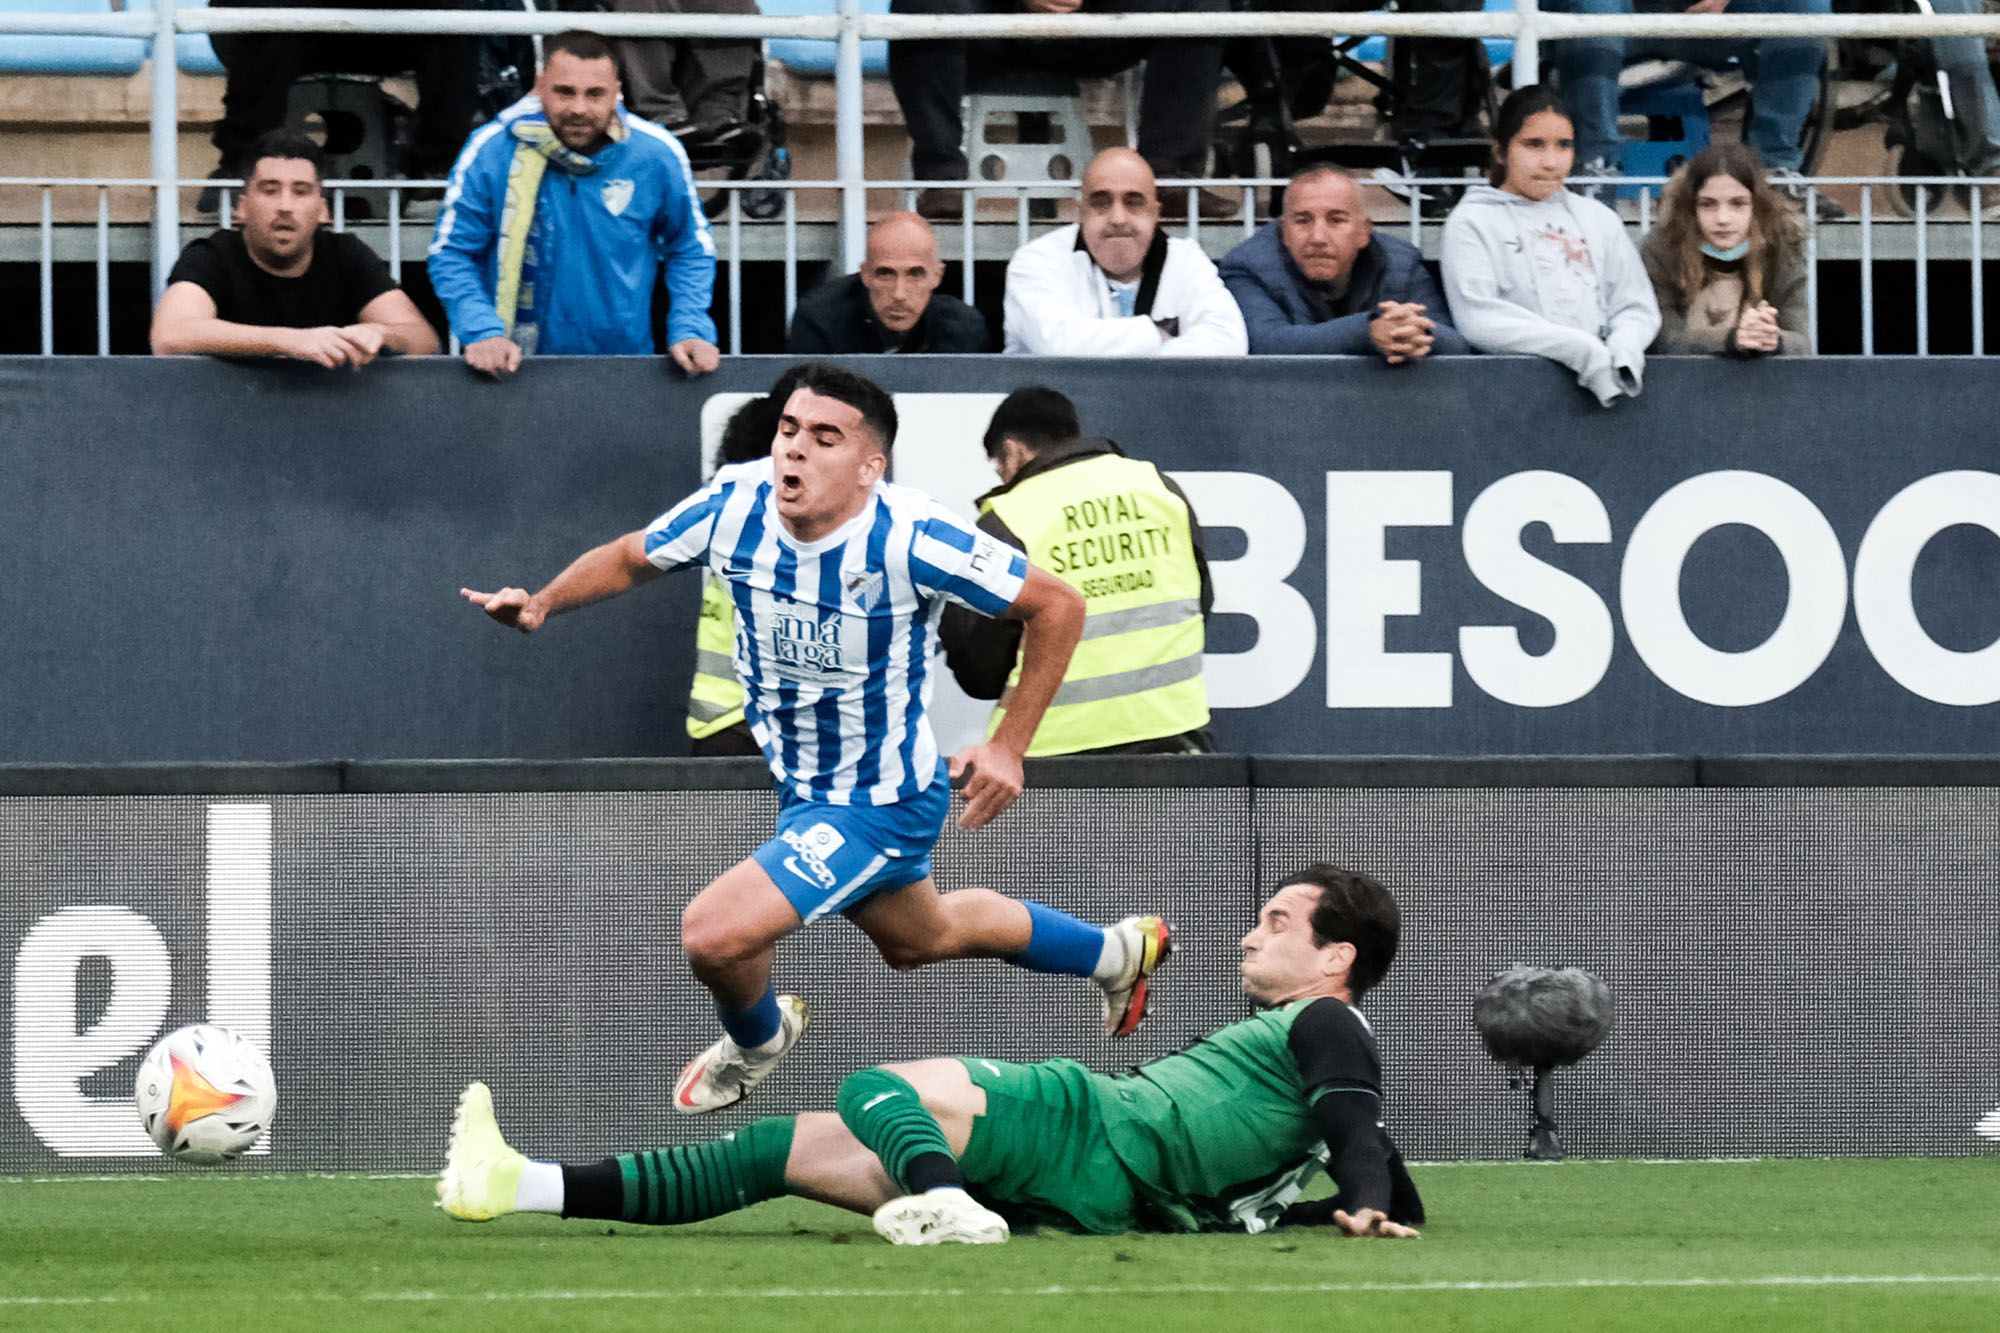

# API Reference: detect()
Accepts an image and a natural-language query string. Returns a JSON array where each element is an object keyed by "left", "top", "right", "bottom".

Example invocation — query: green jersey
[{"left": 1096, "top": 998, "right": 1384, "bottom": 1231}]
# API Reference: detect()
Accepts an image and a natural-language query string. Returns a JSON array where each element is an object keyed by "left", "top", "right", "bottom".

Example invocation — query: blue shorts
[{"left": 752, "top": 764, "right": 951, "bottom": 924}]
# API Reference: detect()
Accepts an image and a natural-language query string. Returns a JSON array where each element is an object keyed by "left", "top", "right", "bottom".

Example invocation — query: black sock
[
  {"left": 561, "top": 1158, "right": 623, "bottom": 1220},
  {"left": 902, "top": 1150, "right": 963, "bottom": 1193}
]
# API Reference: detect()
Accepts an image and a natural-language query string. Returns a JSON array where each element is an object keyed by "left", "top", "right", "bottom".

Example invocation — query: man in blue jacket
[
  {"left": 1218, "top": 165, "right": 1468, "bottom": 363},
  {"left": 428, "top": 29, "right": 720, "bottom": 378}
]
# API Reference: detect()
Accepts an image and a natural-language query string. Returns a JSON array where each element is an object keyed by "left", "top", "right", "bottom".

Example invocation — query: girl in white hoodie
[{"left": 1441, "top": 86, "right": 1661, "bottom": 407}]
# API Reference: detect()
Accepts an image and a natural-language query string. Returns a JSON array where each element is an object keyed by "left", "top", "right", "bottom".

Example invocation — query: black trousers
[
  {"left": 1232, "top": 0, "right": 1485, "bottom": 139},
  {"left": 888, "top": 0, "right": 1229, "bottom": 180},
  {"left": 210, "top": 0, "right": 478, "bottom": 175}
]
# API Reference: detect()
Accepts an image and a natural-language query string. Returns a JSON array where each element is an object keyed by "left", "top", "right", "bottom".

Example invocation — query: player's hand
[
  {"left": 286, "top": 325, "right": 362, "bottom": 369},
  {"left": 461, "top": 585, "right": 545, "bottom": 633},
  {"left": 668, "top": 338, "right": 721, "bottom": 376},
  {"left": 336, "top": 323, "right": 386, "bottom": 366},
  {"left": 948, "top": 741, "right": 1024, "bottom": 831},
  {"left": 1334, "top": 1208, "right": 1421, "bottom": 1239},
  {"left": 465, "top": 336, "right": 523, "bottom": 378}
]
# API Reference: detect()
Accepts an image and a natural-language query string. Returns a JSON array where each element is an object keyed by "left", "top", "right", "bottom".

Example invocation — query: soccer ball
[{"left": 133, "top": 1025, "right": 277, "bottom": 1165}]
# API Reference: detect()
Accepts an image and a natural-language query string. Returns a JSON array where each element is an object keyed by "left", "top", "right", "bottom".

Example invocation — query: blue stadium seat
[
  {"left": 1342, "top": 0, "right": 1515, "bottom": 71},
  {"left": 0, "top": 0, "right": 145, "bottom": 76},
  {"left": 762, "top": 0, "right": 889, "bottom": 79},
  {"left": 127, "top": 0, "right": 226, "bottom": 76}
]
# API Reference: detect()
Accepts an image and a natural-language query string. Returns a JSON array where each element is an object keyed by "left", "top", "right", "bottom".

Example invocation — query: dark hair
[
  {"left": 790, "top": 361, "right": 898, "bottom": 452},
  {"left": 1290, "top": 863, "right": 1400, "bottom": 1002},
  {"left": 545, "top": 29, "right": 616, "bottom": 67},
  {"left": 981, "top": 386, "right": 1080, "bottom": 460},
  {"left": 245, "top": 131, "right": 325, "bottom": 183},
  {"left": 715, "top": 365, "right": 810, "bottom": 469},
  {"left": 1488, "top": 84, "right": 1573, "bottom": 187},
  {"left": 1653, "top": 141, "right": 1803, "bottom": 313}
]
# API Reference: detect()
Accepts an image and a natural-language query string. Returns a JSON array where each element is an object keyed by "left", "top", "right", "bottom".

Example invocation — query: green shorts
[{"left": 956, "top": 1057, "right": 1144, "bottom": 1235}]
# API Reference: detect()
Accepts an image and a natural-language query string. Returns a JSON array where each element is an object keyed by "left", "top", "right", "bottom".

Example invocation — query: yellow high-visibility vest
[
  {"left": 983, "top": 452, "right": 1208, "bottom": 756},
  {"left": 685, "top": 573, "right": 746, "bottom": 740}
]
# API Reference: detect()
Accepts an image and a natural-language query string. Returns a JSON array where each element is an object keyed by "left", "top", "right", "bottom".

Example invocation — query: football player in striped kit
[{"left": 463, "top": 362, "right": 1174, "bottom": 1113}]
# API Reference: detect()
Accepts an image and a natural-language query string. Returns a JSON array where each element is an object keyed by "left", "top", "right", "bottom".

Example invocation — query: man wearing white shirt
[{"left": 1003, "top": 148, "right": 1248, "bottom": 357}]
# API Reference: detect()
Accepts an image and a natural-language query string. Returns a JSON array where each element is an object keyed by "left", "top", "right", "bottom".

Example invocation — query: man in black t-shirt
[{"left": 153, "top": 133, "right": 440, "bottom": 368}]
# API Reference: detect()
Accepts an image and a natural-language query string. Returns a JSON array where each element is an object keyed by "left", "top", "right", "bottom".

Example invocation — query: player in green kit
[{"left": 438, "top": 864, "right": 1422, "bottom": 1242}]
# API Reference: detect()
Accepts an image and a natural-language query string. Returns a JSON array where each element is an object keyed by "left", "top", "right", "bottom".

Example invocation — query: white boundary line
[
  {"left": 6, "top": 1274, "right": 2000, "bottom": 1307},
  {"left": 21, "top": 1154, "right": 1993, "bottom": 1183}
]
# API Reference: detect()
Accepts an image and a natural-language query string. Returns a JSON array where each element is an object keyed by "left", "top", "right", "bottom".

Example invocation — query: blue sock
[
  {"left": 717, "top": 987, "right": 782, "bottom": 1049},
  {"left": 1010, "top": 901, "right": 1107, "bottom": 977}
]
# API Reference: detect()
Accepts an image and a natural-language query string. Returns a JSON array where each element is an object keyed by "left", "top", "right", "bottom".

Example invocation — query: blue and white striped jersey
[{"left": 644, "top": 459, "right": 1030, "bottom": 805}]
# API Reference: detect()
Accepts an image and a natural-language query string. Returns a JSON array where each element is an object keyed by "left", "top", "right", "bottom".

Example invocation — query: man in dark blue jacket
[{"left": 1218, "top": 165, "right": 1468, "bottom": 363}]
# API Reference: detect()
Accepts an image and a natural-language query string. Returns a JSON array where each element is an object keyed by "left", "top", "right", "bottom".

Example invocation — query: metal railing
[
  {"left": 7, "top": 5, "right": 2000, "bottom": 281},
  {"left": 6, "top": 6, "right": 2000, "bottom": 353},
  {"left": 8, "top": 170, "right": 1995, "bottom": 358}
]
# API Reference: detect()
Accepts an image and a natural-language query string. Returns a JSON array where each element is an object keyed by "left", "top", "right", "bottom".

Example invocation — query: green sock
[
  {"left": 614, "top": 1115, "right": 795, "bottom": 1225},
  {"left": 836, "top": 1068, "right": 962, "bottom": 1193}
]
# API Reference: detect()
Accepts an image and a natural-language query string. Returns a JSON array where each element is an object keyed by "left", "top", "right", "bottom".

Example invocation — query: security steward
[
  {"left": 684, "top": 370, "right": 806, "bottom": 756},
  {"left": 941, "top": 386, "right": 1213, "bottom": 755}
]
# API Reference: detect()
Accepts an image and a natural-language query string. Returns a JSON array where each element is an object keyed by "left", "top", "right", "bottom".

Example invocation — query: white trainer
[
  {"left": 672, "top": 994, "right": 811, "bottom": 1115},
  {"left": 1098, "top": 916, "right": 1173, "bottom": 1038},
  {"left": 872, "top": 1187, "right": 1011, "bottom": 1245},
  {"left": 436, "top": 1081, "right": 526, "bottom": 1222}
]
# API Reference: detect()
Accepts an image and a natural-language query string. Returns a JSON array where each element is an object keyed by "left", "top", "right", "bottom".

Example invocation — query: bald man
[
  {"left": 1003, "top": 148, "right": 1247, "bottom": 357},
  {"left": 1217, "top": 165, "right": 1468, "bottom": 360},
  {"left": 789, "top": 213, "right": 991, "bottom": 354}
]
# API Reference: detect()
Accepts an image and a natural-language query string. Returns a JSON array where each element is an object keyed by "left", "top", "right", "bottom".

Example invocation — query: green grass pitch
[{"left": 5, "top": 1159, "right": 1997, "bottom": 1331}]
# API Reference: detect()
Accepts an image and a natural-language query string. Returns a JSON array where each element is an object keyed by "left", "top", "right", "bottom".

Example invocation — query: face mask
[{"left": 1701, "top": 239, "right": 1751, "bottom": 262}]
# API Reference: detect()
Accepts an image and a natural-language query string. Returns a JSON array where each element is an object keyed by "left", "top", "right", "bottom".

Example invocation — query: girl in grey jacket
[{"left": 1441, "top": 87, "right": 1661, "bottom": 407}]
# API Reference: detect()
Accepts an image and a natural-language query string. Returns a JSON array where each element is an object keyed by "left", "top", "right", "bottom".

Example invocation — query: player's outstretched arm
[
  {"left": 948, "top": 566, "right": 1084, "bottom": 831},
  {"left": 1334, "top": 1207, "right": 1419, "bottom": 1239},
  {"left": 461, "top": 531, "right": 660, "bottom": 633}
]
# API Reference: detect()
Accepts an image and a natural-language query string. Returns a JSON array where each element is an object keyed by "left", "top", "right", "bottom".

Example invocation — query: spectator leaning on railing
[
  {"left": 788, "top": 214, "right": 991, "bottom": 354},
  {"left": 427, "top": 30, "right": 720, "bottom": 378},
  {"left": 152, "top": 133, "right": 441, "bottom": 367},
  {"left": 1440, "top": 86, "right": 1660, "bottom": 407},
  {"left": 1003, "top": 148, "right": 1248, "bottom": 356},
  {"left": 890, "top": 0, "right": 1231, "bottom": 221},
  {"left": 1218, "top": 164, "right": 1469, "bottom": 361},
  {"left": 1643, "top": 143, "right": 1811, "bottom": 357}
]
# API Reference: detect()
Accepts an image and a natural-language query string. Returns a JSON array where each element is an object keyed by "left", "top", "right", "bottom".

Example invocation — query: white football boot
[
  {"left": 872, "top": 1187, "right": 1011, "bottom": 1245},
  {"left": 436, "top": 1081, "right": 526, "bottom": 1222},
  {"left": 1097, "top": 916, "right": 1173, "bottom": 1039},
  {"left": 673, "top": 994, "right": 811, "bottom": 1114}
]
